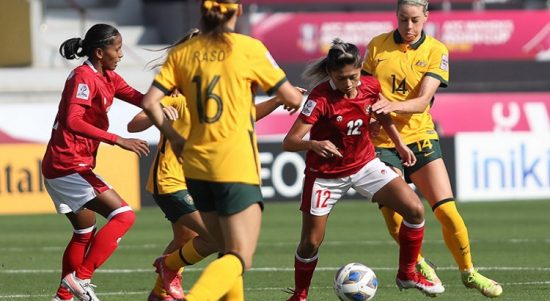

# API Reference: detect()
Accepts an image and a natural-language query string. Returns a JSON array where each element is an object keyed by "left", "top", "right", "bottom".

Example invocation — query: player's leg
[
  {"left": 288, "top": 175, "right": 345, "bottom": 301},
  {"left": 376, "top": 146, "right": 439, "bottom": 283},
  {"left": 351, "top": 158, "right": 442, "bottom": 297},
  {"left": 163, "top": 211, "right": 219, "bottom": 270},
  {"left": 155, "top": 210, "right": 219, "bottom": 300},
  {"left": 287, "top": 212, "right": 329, "bottom": 301},
  {"left": 183, "top": 181, "right": 261, "bottom": 301},
  {"left": 411, "top": 158, "right": 502, "bottom": 297},
  {"left": 53, "top": 209, "right": 96, "bottom": 301},
  {"left": 150, "top": 221, "right": 196, "bottom": 301},
  {"left": 150, "top": 190, "right": 217, "bottom": 300},
  {"left": 43, "top": 172, "right": 112, "bottom": 301},
  {"left": 62, "top": 182, "right": 135, "bottom": 301},
  {"left": 373, "top": 177, "right": 443, "bottom": 296}
]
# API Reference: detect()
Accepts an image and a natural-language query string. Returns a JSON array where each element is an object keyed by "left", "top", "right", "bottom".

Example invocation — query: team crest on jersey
[
  {"left": 301, "top": 99, "right": 317, "bottom": 116},
  {"left": 416, "top": 60, "right": 428, "bottom": 68},
  {"left": 76, "top": 83, "right": 90, "bottom": 100},
  {"left": 336, "top": 115, "right": 343, "bottom": 122},
  {"left": 440, "top": 54, "right": 449, "bottom": 71}
]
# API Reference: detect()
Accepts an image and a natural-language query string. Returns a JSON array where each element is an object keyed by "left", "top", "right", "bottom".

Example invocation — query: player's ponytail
[
  {"left": 200, "top": 0, "right": 240, "bottom": 48},
  {"left": 302, "top": 38, "right": 362, "bottom": 88},
  {"left": 59, "top": 23, "right": 120, "bottom": 60}
]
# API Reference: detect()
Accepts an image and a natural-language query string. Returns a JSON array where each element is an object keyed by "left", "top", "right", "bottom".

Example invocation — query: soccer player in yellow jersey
[
  {"left": 141, "top": 1, "right": 303, "bottom": 300},
  {"left": 129, "top": 93, "right": 217, "bottom": 301},
  {"left": 363, "top": 0, "right": 502, "bottom": 298},
  {"left": 129, "top": 92, "right": 302, "bottom": 301}
]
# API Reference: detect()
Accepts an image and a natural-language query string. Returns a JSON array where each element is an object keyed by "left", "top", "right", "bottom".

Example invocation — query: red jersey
[
  {"left": 299, "top": 76, "right": 380, "bottom": 178},
  {"left": 42, "top": 61, "right": 143, "bottom": 179}
]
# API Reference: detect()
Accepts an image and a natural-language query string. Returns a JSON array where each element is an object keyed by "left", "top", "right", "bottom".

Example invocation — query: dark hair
[
  {"left": 59, "top": 23, "right": 120, "bottom": 60},
  {"left": 302, "top": 38, "right": 362, "bottom": 87},
  {"left": 146, "top": 28, "right": 201, "bottom": 70},
  {"left": 200, "top": 0, "right": 240, "bottom": 46}
]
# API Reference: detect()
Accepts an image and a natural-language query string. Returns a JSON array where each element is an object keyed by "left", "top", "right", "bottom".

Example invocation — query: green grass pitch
[{"left": 1, "top": 199, "right": 549, "bottom": 300}]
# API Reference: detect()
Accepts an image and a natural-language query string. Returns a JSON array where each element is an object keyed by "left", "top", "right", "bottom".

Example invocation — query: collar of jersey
[
  {"left": 329, "top": 79, "right": 361, "bottom": 91},
  {"left": 84, "top": 60, "right": 98, "bottom": 73},
  {"left": 392, "top": 30, "right": 426, "bottom": 49}
]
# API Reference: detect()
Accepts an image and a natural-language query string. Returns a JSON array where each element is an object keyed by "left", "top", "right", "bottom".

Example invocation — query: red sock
[
  {"left": 76, "top": 208, "right": 136, "bottom": 279},
  {"left": 293, "top": 253, "right": 318, "bottom": 298},
  {"left": 56, "top": 226, "right": 96, "bottom": 299},
  {"left": 398, "top": 220, "right": 424, "bottom": 277}
]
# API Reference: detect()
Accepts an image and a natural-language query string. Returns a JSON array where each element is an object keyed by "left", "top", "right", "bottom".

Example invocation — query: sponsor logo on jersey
[
  {"left": 301, "top": 99, "right": 317, "bottom": 116},
  {"left": 76, "top": 83, "right": 90, "bottom": 100}
]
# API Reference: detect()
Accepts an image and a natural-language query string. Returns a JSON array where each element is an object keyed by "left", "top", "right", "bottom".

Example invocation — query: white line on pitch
[
  {"left": 1, "top": 281, "right": 550, "bottom": 299},
  {"left": 2, "top": 266, "right": 550, "bottom": 274}
]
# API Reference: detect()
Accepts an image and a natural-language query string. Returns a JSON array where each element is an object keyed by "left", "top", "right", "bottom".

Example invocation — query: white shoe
[
  {"left": 61, "top": 272, "right": 100, "bottom": 301},
  {"left": 396, "top": 271, "right": 445, "bottom": 297}
]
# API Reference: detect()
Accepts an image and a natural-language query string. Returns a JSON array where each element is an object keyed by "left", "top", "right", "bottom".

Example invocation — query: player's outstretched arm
[{"left": 376, "top": 113, "right": 416, "bottom": 167}]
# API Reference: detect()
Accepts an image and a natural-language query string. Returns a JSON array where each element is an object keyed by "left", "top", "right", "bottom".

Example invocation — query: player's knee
[
  {"left": 404, "top": 199, "right": 424, "bottom": 224},
  {"left": 111, "top": 208, "right": 136, "bottom": 229},
  {"left": 298, "top": 239, "right": 322, "bottom": 258},
  {"left": 224, "top": 251, "right": 249, "bottom": 272}
]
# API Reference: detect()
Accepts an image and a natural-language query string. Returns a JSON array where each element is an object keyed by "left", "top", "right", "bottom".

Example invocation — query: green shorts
[
  {"left": 153, "top": 190, "right": 197, "bottom": 224},
  {"left": 376, "top": 138, "right": 442, "bottom": 183},
  {"left": 186, "top": 178, "right": 264, "bottom": 216}
]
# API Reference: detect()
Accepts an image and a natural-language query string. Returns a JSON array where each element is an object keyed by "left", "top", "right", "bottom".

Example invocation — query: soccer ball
[{"left": 333, "top": 263, "right": 378, "bottom": 301}]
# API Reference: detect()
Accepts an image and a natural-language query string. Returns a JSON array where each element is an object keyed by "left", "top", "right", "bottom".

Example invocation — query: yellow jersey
[
  {"left": 153, "top": 33, "right": 287, "bottom": 184},
  {"left": 146, "top": 95, "right": 190, "bottom": 194},
  {"left": 363, "top": 30, "right": 449, "bottom": 147}
]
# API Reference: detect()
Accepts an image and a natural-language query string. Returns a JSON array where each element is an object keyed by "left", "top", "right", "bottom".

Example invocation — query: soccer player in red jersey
[
  {"left": 283, "top": 39, "right": 445, "bottom": 300},
  {"left": 42, "top": 24, "right": 149, "bottom": 301}
]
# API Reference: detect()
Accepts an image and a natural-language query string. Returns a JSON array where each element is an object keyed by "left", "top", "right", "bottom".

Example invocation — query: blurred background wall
[{"left": 0, "top": 0, "right": 32, "bottom": 67}]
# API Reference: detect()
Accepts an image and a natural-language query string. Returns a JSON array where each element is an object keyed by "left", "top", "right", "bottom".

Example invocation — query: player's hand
[
  {"left": 372, "top": 94, "right": 395, "bottom": 115},
  {"left": 395, "top": 143, "right": 416, "bottom": 167},
  {"left": 115, "top": 137, "right": 150, "bottom": 157},
  {"left": 282, "top": 104, "right": 299, "bottom": 114},
  {"left": 368, "top": 119, "right": 381, "bottom": 138},
  {"left": 278, "top": 86, "right": 307, "bottom": 115},
  {"left": 295, "top": 86, "right": 307, "bottom": 94},
  {"left": 311, "top": 140, "right": 343, "bottom": 158},
  {"left": 162, "top": 106, "right": 179, "bottom": 121}
]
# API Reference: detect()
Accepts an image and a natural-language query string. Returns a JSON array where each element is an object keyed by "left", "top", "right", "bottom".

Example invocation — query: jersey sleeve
[
  {"left": 426, "top": 42, "right": 449, "bottom": 88},
  {"left": 153, "top": 49, "right": 179, "bottom": 95},
  {"left": 67, "top": 71, "right": 95, "bottom": 107},
  {"left": 249, "top": 40, "right": 288, "bottom": 96},
  {"left": 362, "top": 40, "right": 376, "bottom": 75},
  {"left": 66, "top": 103, "right": 118, "bottom": 144},
  {"left": 113, "top": 72, "right": 143, "bottom": 106},
  {"left": 299, "top": 91, "right": 325, "bottom": 124}
]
